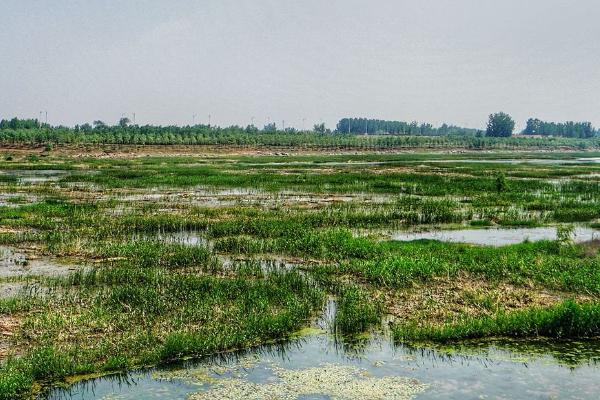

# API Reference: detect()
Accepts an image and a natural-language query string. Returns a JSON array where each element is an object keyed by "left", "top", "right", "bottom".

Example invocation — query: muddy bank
[{"left": 0, "top": 247, "right": 83, "bottom": 278}]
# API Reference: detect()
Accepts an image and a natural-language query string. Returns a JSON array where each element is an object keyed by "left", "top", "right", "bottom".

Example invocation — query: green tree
[
  {"left": 486, "top": 112, "right": 515, "bottom": 137},
  {"left": 119, "top": 118, "right": 131, "bottom": 128},
  {"left": 263, "top": 123, "right": 276, "bottom": 132},
  {"left": 313, "top": 123, "right": 326, "bottom": 134}
]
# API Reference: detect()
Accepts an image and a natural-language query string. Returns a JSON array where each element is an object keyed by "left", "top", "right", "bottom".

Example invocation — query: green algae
[{"left": 189, "top": 363, "right": 427, "bottom": 400}]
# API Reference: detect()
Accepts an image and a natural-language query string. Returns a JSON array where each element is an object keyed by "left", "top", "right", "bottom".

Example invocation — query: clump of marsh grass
[
  {"left": 394, "top": 300, "right": 600, "bottom": 343},
  {"left": 334, "top": 286, "right": 383, "bottom": 335}
]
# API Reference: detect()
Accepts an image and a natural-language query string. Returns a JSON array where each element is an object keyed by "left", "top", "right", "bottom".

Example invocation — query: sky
[{"left": 1, "top": 0, "right": 600, "bottom": 130}]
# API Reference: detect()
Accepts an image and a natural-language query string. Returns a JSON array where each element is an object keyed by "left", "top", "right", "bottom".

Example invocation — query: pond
[
  {"left": 44, "top": 334, "right": 600, "bottom": 399},
  {"left": 0, "top": 247, "right": 82, "bottom": 278},
  {"left": 44, "top": 300, "right": 600, "bottom": 400},
  {"left": 391, "top": 226, "right": 600, "bottom": 246},
  {"left": 428, "top": 158, "right": 600, "bottom": 165},
  {"left": 0, "top": 169, "right": 69, "bottom": 184}
]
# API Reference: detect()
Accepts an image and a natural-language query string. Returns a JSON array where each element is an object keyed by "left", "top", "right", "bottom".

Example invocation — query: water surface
[
  {"left": 44, "top": 299, "right": 600, "bottom": 400},
  {"left": 44, "top": 333, "right": 600, "bottom": 400},
  {"left": 391, "top": 226, "right": 599, "bottom": 246}
]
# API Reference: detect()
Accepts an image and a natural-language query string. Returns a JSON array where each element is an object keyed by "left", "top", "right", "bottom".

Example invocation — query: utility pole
[
  {"left": 302, "top": 118, "right": 306, "bottom": 132},
  {"left": 348, "top": 118, "right": 351, "bottom": 134},
  {"left": 208, "top": 114, "right": 211, "bottom": 127},
  {"left": 133, "top": 113, "right": 136, "bottom": 124},
  {"left": 282, "top": 120, "right": 285, "bottom": 131},
  {"left": 45, "top": 111, "right": 48, "bottom": 125},
  {"left": 365, "top": 119, "right": 368, "bottom": 135}
]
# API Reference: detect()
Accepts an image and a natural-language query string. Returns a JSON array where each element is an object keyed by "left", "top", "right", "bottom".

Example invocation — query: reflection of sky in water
[
  {"left": 152, "top": 227, "right": 600, "bottom": 249},
  {"left": 46, "top": 333, "right": 600, "bottom": 400},
  {"left": 392, "top": 227, "right": 600, "bottom": 246},
  {"left": 0, "top": 169, "right": 69, "bottom": 184}
]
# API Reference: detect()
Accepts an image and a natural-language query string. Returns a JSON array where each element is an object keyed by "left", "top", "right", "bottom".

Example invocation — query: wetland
[{"left": 1, "top": 149, "right": 600, "bottom": 399}]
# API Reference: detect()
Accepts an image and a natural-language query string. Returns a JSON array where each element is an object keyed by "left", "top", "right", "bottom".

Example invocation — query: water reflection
[
  {"left": 391, "top": 226, "right": 600, "bottom": 246},
  {"left": 45, "top": 330, "right": 600, "bottom": 400}
]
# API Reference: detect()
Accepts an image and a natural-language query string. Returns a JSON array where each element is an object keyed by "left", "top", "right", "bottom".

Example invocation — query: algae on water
[{"left": 189, "top": 363, "right": 427, "bottom": 400}]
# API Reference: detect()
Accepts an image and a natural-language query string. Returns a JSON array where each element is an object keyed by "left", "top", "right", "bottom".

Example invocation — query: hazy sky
[{"left": 2, "top": 0, "right": 600, "bottom": 130}]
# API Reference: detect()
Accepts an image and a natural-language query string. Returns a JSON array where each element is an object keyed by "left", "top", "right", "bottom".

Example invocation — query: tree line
[
  {"left": 337, "top": 115, "right": 598, "bottom": 139},
  {"left": 335, "top": 118, "right": 481, "bottom": 136},
  {"left": 0, "top": 118, "right": 48, "bottom": 130},
  {"left": 0, "top": 114, "right": 597, "bottom": 142},
  {"left": 523, "top": 119, "right": 595, "bottom": 138}
]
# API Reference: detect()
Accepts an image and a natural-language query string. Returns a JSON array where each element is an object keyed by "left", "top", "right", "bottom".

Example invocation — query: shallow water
[
  {"left": 391, "top": 226, "right": 600, "bottom": 246},
  {"left": 244, "top": 158, "right": 600, "bottom": 167},
  {"left": 157, "top": 231, "right": 212, "bottom": 248},
  {"left": 44, "top": 333, "right": 600, "bottom": 399},
  {"left": 429, "top": 158, "right": 600, "bottom": 165},
  {"left": 0, "top": 192, "right": 38, "bottom": 207},
  {"left": 117, "top": 188, "right": 391, "bottom": 209},
  {"left": 0, "top": 169, "right": 69, "bottom": 184},
  {"left": 42, "top": 299, "right": 600, "bottom": 400},
  {"left": 0, "top": 247, "right": 82, "bottom": 278}
]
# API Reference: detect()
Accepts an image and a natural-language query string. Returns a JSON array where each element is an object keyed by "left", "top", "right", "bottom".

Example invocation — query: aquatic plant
[
  {"left": 394, "top": 300, "right": 600, "bottom": 342},
  {"left": 334, "top": 286, "right": 383, "bottom": 335}
]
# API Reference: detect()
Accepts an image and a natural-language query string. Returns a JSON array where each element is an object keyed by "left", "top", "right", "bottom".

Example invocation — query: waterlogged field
[{"left": 1, "top": 149, "right": 600, "bottom": 398}]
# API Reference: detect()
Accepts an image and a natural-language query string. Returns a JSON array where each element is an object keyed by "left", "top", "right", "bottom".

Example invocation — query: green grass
[
  {"left": 2, "top": 150, "right": 600, "bottom": 398},
  {"left": 334, "top": 286, "right": 383, "bottom": 335},
  {"left": 0, "top": 266, "right": 324, "bottom": 399},
  {"left": 394, "top": 300, "right": 600, "bottom": 342}
]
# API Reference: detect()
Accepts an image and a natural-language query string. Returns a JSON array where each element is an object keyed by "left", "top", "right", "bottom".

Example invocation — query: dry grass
[
  {"left": 0, "top": 315, "right": 22, "bottom": 359},
  {"left": 384, "top": 273, "right": 591, "bottom": 327}
]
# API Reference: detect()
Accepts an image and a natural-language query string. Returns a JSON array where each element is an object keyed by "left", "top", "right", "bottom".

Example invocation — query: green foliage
[
  {"left": 336, "top": 118, "right": 480, "bottom": 136},
  {"left": 0, "top": 117, "right": 40, "bottom": 130},
  {"left": 394, "top": 300, "right": 600, "bottom": 342},
  {"left": 0, "top": 267, "right": 324, "bottom": 398},
  {"left": 118, "top": 117, "right": 130, "bottom": 128},
  {"left": 486, "top": 112, "right": 515, "bottom": 137},
  {"left": 524, "top": 118, "right": 595, "bottom": 138},
  {"left": 335, "top": 286, "right": 383, "bottom": 335},
  {"left": 556, "top": 224, "right": 575, "bottom": 248},
  {"left": 3, "top": 150, "right": 600, "bottom": 397},
  {"left": 0, "top": 123, "right": 599, "bottom": 149},
  {"left": 495, "top": 173, "right": 508, "bottom": 193}
]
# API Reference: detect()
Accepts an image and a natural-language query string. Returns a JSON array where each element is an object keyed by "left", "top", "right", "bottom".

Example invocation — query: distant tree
[
  {"left": 119, "top": 117, "right": 131, "bottom": 128},
  {"left": 263, "top": 123, "right": 277, "bottom": 132},
  {"left": 93, "top": 120, "right": 106, "bottom": 128},
  {"left": 245, "top": 124, "right": 259, "bottom": 134},
  {"left": 335, "top": 118, "right": 479, "bottom": 136},
  {"left": 313, "top": 123, "right": 326, "bottom": 134},
  {"left": 486, "top": 112, "right": 515, "bottom": 137},
  {"left": 523, "top": 118, "right": 595, "bottom": 138},
  {"left": 523, "top": 118, "right": 542, "bottom": 135},
  {"left": 0, "top": 118, "right": 40, "bottom": 130}
]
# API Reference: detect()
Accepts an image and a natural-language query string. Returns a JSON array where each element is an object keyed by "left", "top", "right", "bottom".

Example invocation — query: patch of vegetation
[
  {"left": 334, "top": 286, "right": 383, "bottom": 335},
  {"left": 0, "top": 150, "right": 599, "bottom": 398},
  {"left": 394, "top": 300, "right": 600, "bottom": 342}
]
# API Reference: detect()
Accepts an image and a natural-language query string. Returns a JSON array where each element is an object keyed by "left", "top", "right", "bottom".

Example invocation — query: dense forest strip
[{"left": 1, "top": 128, "right": 599, "bottom": 150}]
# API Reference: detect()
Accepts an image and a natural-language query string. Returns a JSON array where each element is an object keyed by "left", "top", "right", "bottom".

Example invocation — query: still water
[
  {"left": 45, "top": 301, "right": 600, "bottom": 400},
  {"left": 44, "top": 334, "right": 600, "bottom": 400},
  {"left": 392, "top": 226, "right": 600, "bottom": 246}
]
